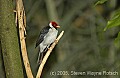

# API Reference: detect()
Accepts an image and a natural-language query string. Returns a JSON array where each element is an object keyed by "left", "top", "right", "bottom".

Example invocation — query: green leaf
[
  {"left": 114, "top": 32, "right": 120, "bottom": 48},
  {"left": 104, "top": 9, "right": 120, "bottom": 31},
  {"left": 95, "top": 0, "right": 108, "bottom": 6}
]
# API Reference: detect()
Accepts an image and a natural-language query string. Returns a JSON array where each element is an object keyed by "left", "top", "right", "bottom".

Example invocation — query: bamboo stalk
[{"left": 16, "top": 0, "right": 33, "bottom": 78}]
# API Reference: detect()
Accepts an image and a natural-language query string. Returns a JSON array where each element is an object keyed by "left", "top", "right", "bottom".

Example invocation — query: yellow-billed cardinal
[{"left": 35, "top": 21, "right": 60, "bottom": 63}]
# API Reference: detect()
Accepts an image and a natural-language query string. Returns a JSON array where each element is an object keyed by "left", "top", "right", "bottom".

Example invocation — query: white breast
[
  {"left": 44, "top": 28, "right": 58, "bottom": 44},
  {"left": 39, "top": 27, "right": 58, "bottom": 53}
]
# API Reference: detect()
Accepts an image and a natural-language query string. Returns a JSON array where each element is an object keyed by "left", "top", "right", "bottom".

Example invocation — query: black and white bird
[{"left": 35, "top": 21, "right": 60, "bottom": 63}]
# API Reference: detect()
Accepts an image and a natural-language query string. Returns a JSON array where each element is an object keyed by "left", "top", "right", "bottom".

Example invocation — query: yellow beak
[{"left": 56, "top": 26, "right": 60, "bottom": 28}]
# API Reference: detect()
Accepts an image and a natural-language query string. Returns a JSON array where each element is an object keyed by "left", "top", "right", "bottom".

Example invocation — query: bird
[{"left": 35, "top": 21, "right": 60, "bottom": 64}]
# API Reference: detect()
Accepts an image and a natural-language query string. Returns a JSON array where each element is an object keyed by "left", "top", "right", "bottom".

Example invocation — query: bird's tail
[
  {"left": 37, "top": 51, "right": 41, "bottom": 63},
  {"left": 37, "top": 52, "right": 44, "bottom": 64},
  {"left": 37, "top": 46, "right": 49, "bottom": 64}
]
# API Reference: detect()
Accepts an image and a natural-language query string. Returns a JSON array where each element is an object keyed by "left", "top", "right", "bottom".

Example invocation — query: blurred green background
[{"left": 0, "top": 0, "right": 120, "bottom": 78}]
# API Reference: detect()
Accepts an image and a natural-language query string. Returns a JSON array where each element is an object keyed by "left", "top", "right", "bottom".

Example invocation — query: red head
[{"left": 49, "top": 21, "right": 60, "bottom": 28}]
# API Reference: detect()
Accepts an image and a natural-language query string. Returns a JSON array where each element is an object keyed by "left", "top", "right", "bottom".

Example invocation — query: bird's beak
[{"left": 56, "top": 26, "right": 60, "bottom": 28}]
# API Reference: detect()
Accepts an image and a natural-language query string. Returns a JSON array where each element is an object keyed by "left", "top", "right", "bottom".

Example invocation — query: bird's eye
[
  {"left": 52, "top": 23, "right": 55, "bottom": 26},
  {"left": 51, "top": 21, "right": 58, "bottom": 27}
]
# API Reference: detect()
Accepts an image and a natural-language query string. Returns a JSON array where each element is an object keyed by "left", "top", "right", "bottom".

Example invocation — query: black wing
[{"left": 35, "top": 26, "right": 50, "bottom": 48}]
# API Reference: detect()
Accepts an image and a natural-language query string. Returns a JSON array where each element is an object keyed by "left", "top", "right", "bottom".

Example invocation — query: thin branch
[
  {"left": 16, "top": 0, "right": 33, "bottom": 78},
  {"left": 36, "top": 31, "right": 64, "bottom": 78}
]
